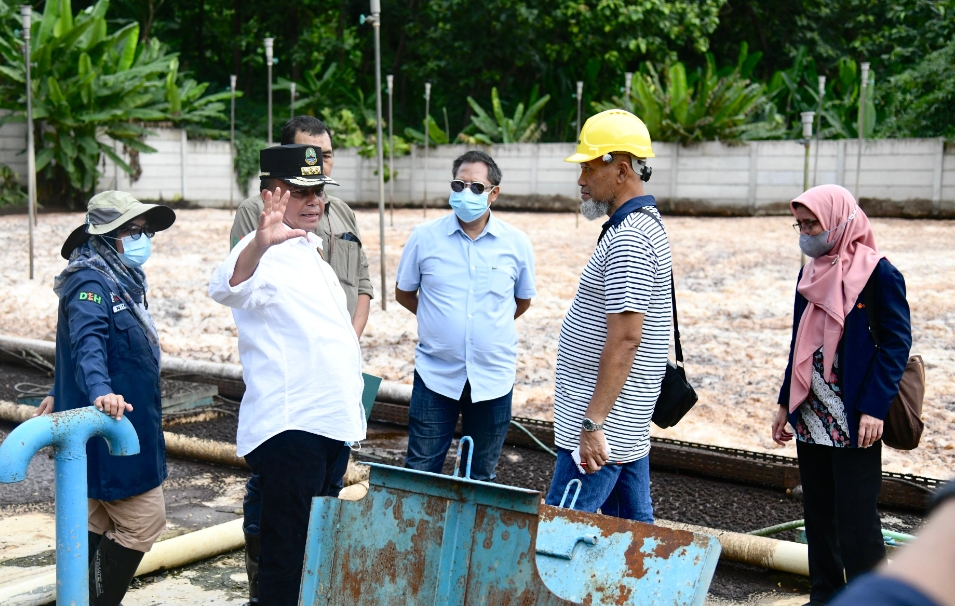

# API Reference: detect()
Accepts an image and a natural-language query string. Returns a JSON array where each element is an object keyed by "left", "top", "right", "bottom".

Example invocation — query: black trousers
[
  {"left": 244, "top": 430, "right": 345, "bottom": 606},
  {"left": 797, "top": 440, "right": 886, "bottom": 604}
]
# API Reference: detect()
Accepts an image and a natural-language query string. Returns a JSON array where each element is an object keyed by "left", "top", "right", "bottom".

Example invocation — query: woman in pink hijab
[{"left": 771, "top": 184, "right": 912, "bottom": 605}]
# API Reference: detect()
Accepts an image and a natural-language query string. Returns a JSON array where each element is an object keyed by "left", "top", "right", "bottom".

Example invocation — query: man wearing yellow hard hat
[{"left": 546, "top": 109, "right": 672, "bottom": 522}]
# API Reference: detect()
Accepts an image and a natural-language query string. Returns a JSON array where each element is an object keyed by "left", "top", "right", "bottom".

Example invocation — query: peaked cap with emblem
[
  {"left": 260, "top": 144, "right": 339, "bottom": 187},
  {"left": 61, "top": 191, "right": 177, "bottom": 259}
]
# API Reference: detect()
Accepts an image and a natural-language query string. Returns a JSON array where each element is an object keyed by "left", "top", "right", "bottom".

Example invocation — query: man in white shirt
[{"left": 209, "top": 144, "right": 366, "bottom": 606}]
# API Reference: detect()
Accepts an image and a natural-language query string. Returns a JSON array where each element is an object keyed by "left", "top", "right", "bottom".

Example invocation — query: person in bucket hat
[{"left": 36, "top": 191, "right": 175, "bottom": 606}]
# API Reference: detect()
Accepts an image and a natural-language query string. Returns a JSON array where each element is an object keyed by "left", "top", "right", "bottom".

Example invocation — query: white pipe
[
  {"left": 0, "top": 334, "right": 415, "bottom": 405},
  {"left": 0, "top": 402, "right": 370, "bottom": 486},
  {"left": 657, "top": 519, "right": 809, "bottom": 576},
  {"left": 0, "top": 519, "right": 246, "bottom": 605}
]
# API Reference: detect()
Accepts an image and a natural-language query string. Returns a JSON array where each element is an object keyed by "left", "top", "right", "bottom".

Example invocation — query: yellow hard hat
[{"left": 565, "top": 109, "right": 655, "bottom": 163}]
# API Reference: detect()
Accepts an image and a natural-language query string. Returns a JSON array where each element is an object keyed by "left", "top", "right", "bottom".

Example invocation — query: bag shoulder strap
[{"left": 634, "top": 208, "right": 684, "bottom": 365}]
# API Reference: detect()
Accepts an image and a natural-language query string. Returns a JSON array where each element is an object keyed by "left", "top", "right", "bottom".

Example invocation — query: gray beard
[{"left": 580, "top": 199, "right": 610, "bottom": 221}]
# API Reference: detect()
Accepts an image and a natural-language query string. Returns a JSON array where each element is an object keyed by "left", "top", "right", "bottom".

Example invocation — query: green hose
[
  {"left": 747, "top": 520, "right": 806, "bottom": 536},
  {"left": 748, "top": 519, "right": 916, "bottom": 544},
  {"left": 509, "top": 420, "right": 557, "bottom": 457}
]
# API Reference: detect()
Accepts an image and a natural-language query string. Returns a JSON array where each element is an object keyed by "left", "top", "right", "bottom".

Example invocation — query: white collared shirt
[{"left": 209, "top": 228, "right": 366, "bottom": 456}]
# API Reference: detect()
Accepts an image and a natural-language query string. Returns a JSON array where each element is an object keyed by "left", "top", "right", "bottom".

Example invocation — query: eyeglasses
[
  {"left": 792, "top": 219, "right": 820, "bottom": 234},
  {"left": 116, "top": 225, "right": 155, "bottom": 240},
  {"left": 450, "top": 180, "right": 496, "bottom": 195},
  {"left": 288, "top": 186, "right": 326, "bottom": 201}
]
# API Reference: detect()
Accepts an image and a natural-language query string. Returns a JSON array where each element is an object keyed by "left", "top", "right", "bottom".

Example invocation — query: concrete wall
[{"left": 1, "top": 117, "right": 952, "bottom": 216}]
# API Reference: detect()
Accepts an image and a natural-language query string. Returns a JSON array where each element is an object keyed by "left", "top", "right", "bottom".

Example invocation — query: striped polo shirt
[{"left": 554, "top": 205, "right": 672, "bottom": 462}]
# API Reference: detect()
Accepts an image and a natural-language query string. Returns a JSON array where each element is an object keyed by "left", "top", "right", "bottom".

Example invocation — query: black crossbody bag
[{"left": 631, "top": 208, "right": 699, "bottom": 428}]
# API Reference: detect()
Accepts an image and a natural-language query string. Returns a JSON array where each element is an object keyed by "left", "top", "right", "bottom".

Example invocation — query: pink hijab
[{"left": 787, "top": 185, "right": 882, "bottom": 412}]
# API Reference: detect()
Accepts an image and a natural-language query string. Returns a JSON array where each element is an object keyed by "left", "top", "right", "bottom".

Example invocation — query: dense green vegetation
[
  {"left": 0, "top": 0, "right": 233, "bottom": 205},
  {"left": 1, "top": 0, "right": 953, "bottom": 203}
]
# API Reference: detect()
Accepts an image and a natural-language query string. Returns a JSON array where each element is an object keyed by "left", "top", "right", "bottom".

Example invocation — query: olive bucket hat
[{"left": 61, "top": 191, "right": 176, "bottom": 259}]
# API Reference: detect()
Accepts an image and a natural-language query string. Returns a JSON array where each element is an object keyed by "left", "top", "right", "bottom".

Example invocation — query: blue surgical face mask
[
  {"left": 118, "top": 234, "right": 152, "bottom": 268},
  {"left": 449, "top": 189, "right": 490, "bottom": 223}
]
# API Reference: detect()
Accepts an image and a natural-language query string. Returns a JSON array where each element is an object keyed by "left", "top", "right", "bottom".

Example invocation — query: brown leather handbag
[{"left": 864, "top": 283, "right": 925, "bottom": 450}]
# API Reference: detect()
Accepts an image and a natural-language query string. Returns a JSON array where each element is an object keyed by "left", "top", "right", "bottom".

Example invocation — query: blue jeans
[
  {"left": 405, "top": 370, "right": 512, "bottom": 482},
  {"left": 243, "top": 445, "right": 351, "bottom": 535},
  {"left": 544, "top": 448, "right": 653, "bottom": 523}
]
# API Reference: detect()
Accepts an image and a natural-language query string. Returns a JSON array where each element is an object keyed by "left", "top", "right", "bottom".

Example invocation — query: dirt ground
[{"left": 1, "top": 208, "right": 953, "bottom": 479}]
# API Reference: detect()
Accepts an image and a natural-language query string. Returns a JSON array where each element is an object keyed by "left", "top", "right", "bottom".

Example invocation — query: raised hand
[{"left": 254, "top": 187, "right": 308, "bottom": 251}]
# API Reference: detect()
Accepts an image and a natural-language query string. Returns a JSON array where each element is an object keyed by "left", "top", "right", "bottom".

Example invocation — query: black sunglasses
[
  {"left": 114, "top": 224, "right": 155, "bottom": 240},
  {"left": 450, "top": 180, "right": 496, "bottom": 195},
  {"left": 288, "top": 185, "right": 326, "bottom": 200}
]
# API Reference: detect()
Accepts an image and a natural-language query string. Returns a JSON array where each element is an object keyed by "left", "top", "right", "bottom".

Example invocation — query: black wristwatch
[{"left": 582, "top": 418, "right": 603, "bottom": 432}]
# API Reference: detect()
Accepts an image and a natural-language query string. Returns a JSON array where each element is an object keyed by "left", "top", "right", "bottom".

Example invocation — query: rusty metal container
[{"left": 298, "top": 462, "right": 720, "bottom": 605}]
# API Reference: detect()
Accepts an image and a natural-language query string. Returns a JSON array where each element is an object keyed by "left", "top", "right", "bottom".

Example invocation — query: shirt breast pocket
[
  {"left": 112, "top": 310, "right": 151, "bottom": 357},
  {"left": 489, "top": 267, "right": 515, "bottom": 298},
  {"left": 331, "top": 238, "right": 360, "bottom": 288}
]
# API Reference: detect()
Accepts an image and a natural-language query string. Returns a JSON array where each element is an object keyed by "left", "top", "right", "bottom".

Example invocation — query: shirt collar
[
  {"left": 447, "top": 210, "right": 499, "bottom": 239},
  {"left": 601, "top": 195, "right": 657, "bottom": 232},
  {"left": 279, "top": 222, "right": 321, "bottom": 246}
]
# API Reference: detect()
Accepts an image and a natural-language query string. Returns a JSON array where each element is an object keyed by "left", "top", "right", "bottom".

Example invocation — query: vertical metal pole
[
  {"left": 854, "top": 62, "right": 870, "bottom": 200},
  {"left": 624, "top": 72, "right": 633, "bottom": 112},
  {"left": 576, "top": 80, "right": 583, "bottom": 228},
  {"left": 800, "top": 111, "right": 815, "bottom": 267},
  {"left": 180, "top": 129, "right": 188, "bottom": 200},
  {"left": 371, "top": 0, "right": 386, "bottom": 311},
  {"left": 423, "top": 82, "right": 431, "bottom": 217},
  {"left": 575, "top": 81, "right": 583, "bottom": 140},
  {"left": 387, "top": 74, "right": 394, "bottom": 226},
  {"left": 265, "top": 38, "right": 274, "bottom": 146},
  {"left": 290, "top": 81, "right": 296, "bottom": 120},
  {"left": 801, "top": 112, "right": 815, "bottom": 192},
  {"left": 230, "top": 74, "right": 237, "bottom": 211},
  {"left": 20, "top": 5, "right": 35, "bottom": 279},
  {"left": 812, "top": 75, "right": 825, "bottom": 187}
]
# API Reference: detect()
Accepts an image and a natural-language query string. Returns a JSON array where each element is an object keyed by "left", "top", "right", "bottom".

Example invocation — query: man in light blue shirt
[{"left": 395, "top": 150, "right": 537, "bottom": 481}]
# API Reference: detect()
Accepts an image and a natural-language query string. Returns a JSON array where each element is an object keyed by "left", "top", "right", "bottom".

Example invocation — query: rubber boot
[
  {"left": 88, "top": 532, "right": 103, "bottom": 568},
  {"left": 89, "top": 535, "right": 145, "bottom": 606},
  {"left": 245, "top": 531, "right": 261, "bottom": 605}
]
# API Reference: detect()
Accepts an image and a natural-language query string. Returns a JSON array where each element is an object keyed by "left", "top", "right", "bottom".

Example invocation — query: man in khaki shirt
[
  {"left": 229, "top": 116, "right": 373, "bottom": 605},
  {"left": 230, "top": 116, "right": 373, "bottom": 336}
]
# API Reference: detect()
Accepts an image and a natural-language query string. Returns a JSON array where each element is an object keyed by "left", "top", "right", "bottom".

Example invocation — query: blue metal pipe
[{"left": 0, "top": 406, "right": 140, "bottom": 606}]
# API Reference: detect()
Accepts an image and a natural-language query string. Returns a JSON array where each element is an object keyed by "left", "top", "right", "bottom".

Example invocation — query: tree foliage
[
  {"left": 466, "top": 87, "right": 551, "bottom": 144},
  {"left": 879, "top": 40, "right": 955, "bottom": 139},
  {"left": 0, "top": 0, "right": 233, "bottom": 205},
  {"left": 595, "top": 44, "right": 783, "bottom": 143}
]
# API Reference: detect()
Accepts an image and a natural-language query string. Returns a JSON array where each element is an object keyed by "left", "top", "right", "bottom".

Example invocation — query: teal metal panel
[
  {"left": 298, "top": 463, "right": 573, "bottom": 606},
  {"left": 536, "top": 505, "right": 721, "bottom": 605},
  {"left": 298, "top": 462, "right": 720, "bottom": 605}
]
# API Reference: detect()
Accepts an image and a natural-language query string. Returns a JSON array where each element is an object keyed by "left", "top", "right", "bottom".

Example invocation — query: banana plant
[
  {"left": 276, "top": 63, "right": 344, "bottom": 115},
  {"left": 766, "top": 50, "right": 877, "bottom": 140},
  {"left": 466, "top": 87, "right": 551, "bottom": 144},
  {"left": 594, "top": 43, "right": 784, "bottom": 143},
  {"left": 403, "top": 115, "right": 450, "bottom": 146},
  {"left": 0, "top": 0, "right": 230, "bottom": 205}
]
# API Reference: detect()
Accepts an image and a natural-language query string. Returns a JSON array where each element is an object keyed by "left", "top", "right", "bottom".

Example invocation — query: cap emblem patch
[{"left": 305, "top": 147, "right": 318, "bottom": 166}]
